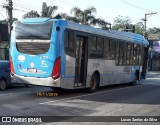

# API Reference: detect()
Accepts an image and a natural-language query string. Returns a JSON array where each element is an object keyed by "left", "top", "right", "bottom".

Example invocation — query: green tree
[
  {"left": 23, "top": 10, "right": 40, "bottom": 18},
  {"left": 94, "top": 18, "right": 111, "bottom": 30},
  {"left": 41, "top": 2, "right": 58, "bottom": 17},
  {"left": 61, "top": 7, "right": 110, "bottom": 29},
  {"left": 0, "top": 18, "right": 18, "bottom": 24},
  {"left": 112, "top": 15, "right": 132, "bottom": 30},
  {"left": 112, "top": 15, "right": 145, "bottom": 35},
  {"left": 69, "top": 6, "right": 97, "bottom": 25},
  {"left": 135, "top": 22, "right": 144, "bottom": 35},
  {"left": 23, "top": 4, "right": 110, "bottom": 30},
  {"left": 148, "top": 27, "right": 160, "bottom": 34},
  {"left": 0, "top": 20, "right": 8, "bottom": 24},
  {"left": 23, "top": 2, "right": 58, "bottom": 18}
]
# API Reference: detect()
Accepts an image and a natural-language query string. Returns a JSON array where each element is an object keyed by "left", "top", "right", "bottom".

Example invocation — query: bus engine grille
[{"left": 16, "top": 42, "right": 50, "bottom": 55}]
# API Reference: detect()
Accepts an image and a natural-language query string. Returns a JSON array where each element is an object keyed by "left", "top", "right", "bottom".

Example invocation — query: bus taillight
[
  {"left": 10, "top": 56, "right": 15, "bottom": 75},
  {"left": 52, "top": 57, "right": 61, "bottom": 80}
]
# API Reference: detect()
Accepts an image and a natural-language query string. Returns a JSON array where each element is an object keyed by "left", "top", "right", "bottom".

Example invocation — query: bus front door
[{"left": 74, "top": 35, "right": 88, "bottom": 88}]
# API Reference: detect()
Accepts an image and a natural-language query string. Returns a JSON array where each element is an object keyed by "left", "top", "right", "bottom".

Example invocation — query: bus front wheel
[
  {"left": 88, "top": 73, "right": 99, "bottom": 93},
  {"left": 0, "top": 79, "right": 7, "bottom": 90},
  {"left": 51, "top": 87, "right": 61, "bottom": 91}
]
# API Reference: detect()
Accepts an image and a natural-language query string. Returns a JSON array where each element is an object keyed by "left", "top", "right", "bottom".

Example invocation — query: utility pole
[
  {"left": 142, "top": 12, "right": 157, "bottom": 38},
  {"left": 3, "top": 0, "right": 13, "bottom": 39},
  {"left": 108, "top": 23, "right": 112, "bottom": 30}
]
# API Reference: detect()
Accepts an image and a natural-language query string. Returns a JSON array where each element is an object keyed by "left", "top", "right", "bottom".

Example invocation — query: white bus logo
[{"left": 18, "top": 55, "right": 25, "bottom": 61}]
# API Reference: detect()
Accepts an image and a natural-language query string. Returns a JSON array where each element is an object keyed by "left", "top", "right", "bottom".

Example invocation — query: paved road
[{"left": 0, "top": 72, "right": 160, "bottom": 125}]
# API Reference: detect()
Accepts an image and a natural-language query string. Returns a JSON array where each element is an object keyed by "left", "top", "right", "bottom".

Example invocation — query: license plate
[{"left": 27, "top": 68, "right": 37, "bottom": 73}]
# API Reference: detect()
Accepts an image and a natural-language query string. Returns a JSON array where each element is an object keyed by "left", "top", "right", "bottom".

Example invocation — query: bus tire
[
  {"left": 88, "top": 73, "right": 99, "bottom": 93},
  {"left": 130, "top": 71, "right": 139, "bottom": 85},
  {"left": 0, "top": 79, "right": 7, "bottom": 90},
  {"left": 51, "top": 87, "right": 61, "bottom": 91}
]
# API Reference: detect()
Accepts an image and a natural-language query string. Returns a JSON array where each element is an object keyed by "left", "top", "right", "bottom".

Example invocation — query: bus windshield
[{"left": 15, "top": 21, "right": 53, "bottom": 40}]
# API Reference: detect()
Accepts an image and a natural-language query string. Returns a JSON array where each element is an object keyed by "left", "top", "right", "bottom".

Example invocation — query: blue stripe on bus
[
  {"left": 63, "top": 76, "right": 75, "bottom": 78},
  {"left": 63, "top": 73, "right": 130, "bottom": 79}
]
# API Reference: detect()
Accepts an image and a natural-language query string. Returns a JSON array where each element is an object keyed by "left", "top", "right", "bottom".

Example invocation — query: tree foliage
[
  {"left": 23, "top": 10, "right": 40, "bottom": 18},
  {"left": 112, "top": 15, "right": 132, "bottom": 30},
  {"left": 60, "top": 7, "right": 110, "bottom": 29},
  {"left": 23, "top": 2, "right": 58, "bottom": 18},
  {"left": 147, "top": 27, "right": 160, "bottom": 34},
  {"left": 135, "top": 22, "right": 144, "bottom": 35},
  {"left": 23, "top": 3, "right": 111, "bottom": 29},
  {"left": 69, "top": 6, "right": 97, "bottom": 25},
  {"left": 0, "top": 18, "right": 18, "bottom": 24},
  {"left": 112, "top": 15, "right": 145, "bottom": 35},
  {"left": 41, "top": 2, "right": 58, "bottom": 17}
]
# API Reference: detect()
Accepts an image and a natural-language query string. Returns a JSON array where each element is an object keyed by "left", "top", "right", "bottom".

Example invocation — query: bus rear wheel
[
  {"left": 88, "top": 73, "right": 99, "bottom": 93},
  {"left": 130, "top": 72, "right": 138, "bottom": 85}
]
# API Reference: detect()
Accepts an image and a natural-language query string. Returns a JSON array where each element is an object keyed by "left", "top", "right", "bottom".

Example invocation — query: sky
[{"left": 0, "top": 0, "right": 160, "bottom": 28}]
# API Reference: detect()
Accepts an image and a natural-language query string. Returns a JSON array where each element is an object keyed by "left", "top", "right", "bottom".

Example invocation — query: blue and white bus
[{"left": 10, "top": 18, "right": 149, "bottom": 92}]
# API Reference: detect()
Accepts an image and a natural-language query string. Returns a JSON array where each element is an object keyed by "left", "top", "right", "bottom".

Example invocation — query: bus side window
[
  {"left": 109, "top": 39, "right": 116, "bottom": 59},
  {"left": 130, "top": 43, "right": 134, "bottom": 65},
  {"left": 123, "top": 43, "right": 127, "bottom": 65},
  {"left": 90, "top": 36, "right": 96, "bottom": 52},
  {"left": 65, "top": 30, "right": 74, "bottom": 55},
  {"left": 139, "top": 45, "right": 143, "bottom": 65},
  {"left": 97, "top": 37, "right": 104, "bottom": 57},
  {"left": 115, "top": 41, "right": 119, "bottom": 65},
  {"left": 89, "top": 36, "right": 104, "bottom": 58},
  {"left": 97, "top": 37, "right": 104, "bottom": 58},
  {"left": 104, "top": 38, "right": 110, "bottom": 59},
  {"left": 136, "top": 45, "right": 140, "bottom": 65},
  {"left": 118, "top": 41, "right": 124, "bottom": 65},
  {"left": 133, "top": 44, "right": 137, "bottom": 65},
  {"left": 126, "top": 43, "right": 131, "bottom": 65}
]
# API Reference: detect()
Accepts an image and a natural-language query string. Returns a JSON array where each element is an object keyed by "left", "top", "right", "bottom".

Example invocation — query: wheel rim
[{"left": 0, "top": 80, "right": 7, "bottom": 90}]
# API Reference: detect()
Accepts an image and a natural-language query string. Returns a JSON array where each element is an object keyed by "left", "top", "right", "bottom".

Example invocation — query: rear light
[
  {"left": 10, "top": 56, "right": 15, "bottom": 75},
  {"left": 52, "top": 57, "right": 61, "bottom": 80}
]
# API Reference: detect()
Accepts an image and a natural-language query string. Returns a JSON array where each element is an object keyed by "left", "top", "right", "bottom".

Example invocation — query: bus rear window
[{"left": 15, "top": 21, "right": 53, "bottom": 40}]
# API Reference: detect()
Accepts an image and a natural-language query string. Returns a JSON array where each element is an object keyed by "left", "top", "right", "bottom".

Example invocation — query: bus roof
[
  {"left": 66, "top": 21, "right": 149, "bottom": 46},
  {"left": 18, "top": 18, "right": 149, "bottom": 46},
  {"left": 20, "top": 18, "right": 51, "bottom": 24}
]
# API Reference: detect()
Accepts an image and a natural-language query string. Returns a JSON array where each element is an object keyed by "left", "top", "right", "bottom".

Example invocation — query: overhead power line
[
  {"left": 13, "top": 3, "right": 33, "bottom": 11},
  {"left": 0, "top": 11, "right": 6, "bottom": 19},
  {"left": 13, "top": 1, "right": 40, "bottom": 12},
  {"left": 13, "top": 8, "right": 28, "bottom": 12},
  {"left": 59, "top": 0, "right": 74, "bottom": 6},
  {"left": 119, "top": 0, "right": 149, "bottom": 12},
  {"left": 15, "top": 0, "right": 41, "bottom": 10},
  {"left": 0, "top": 5, "right": 6, "bottom": 19}
]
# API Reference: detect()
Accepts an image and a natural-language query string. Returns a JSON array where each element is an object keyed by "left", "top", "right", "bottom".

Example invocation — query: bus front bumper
[{"left": 11, "top": 74, "right": 60, "bottom": 87}]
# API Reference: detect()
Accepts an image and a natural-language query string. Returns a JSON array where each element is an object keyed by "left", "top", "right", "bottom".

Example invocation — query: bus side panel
[
  {"left": 114, "top": 66, "right": 126, "bottom": 84},
  {"left": 58, "top": 26, "right": 75, "bottom": 89},
  {"left": 86, "top": 59, "right": 104, "bottom": 88},
  {"left": 103, "top": 60, "right": 117, "bottom": 85},
  {"left": 60, "top": 55, "right": 75, "bottom": 89},
  {"left": 103, "top": 61, "right": 131, "bottom": 85}
]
